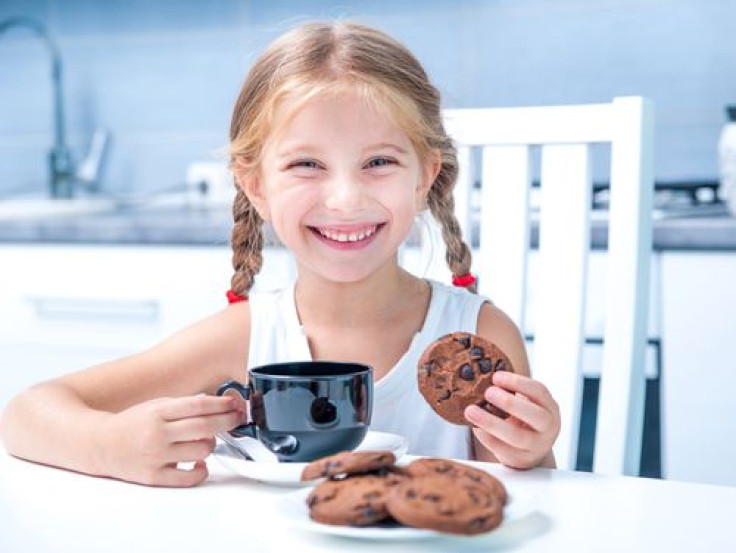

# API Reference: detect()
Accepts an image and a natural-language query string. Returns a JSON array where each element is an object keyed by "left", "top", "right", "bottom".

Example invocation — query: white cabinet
[
  {"left": 659, "top": 252, "right": 736, "bottom": 486},
  {"left": 0, "top": 245, "right": 296, "bottom": 407}
]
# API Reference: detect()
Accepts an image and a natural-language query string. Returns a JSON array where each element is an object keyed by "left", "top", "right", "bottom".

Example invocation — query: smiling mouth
[{"left": 310, "top": 224, "right": 384, "bottom": 244}]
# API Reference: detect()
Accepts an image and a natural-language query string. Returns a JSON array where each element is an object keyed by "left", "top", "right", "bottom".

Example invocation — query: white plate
[
  {"left": 213, "top": 431, "right": 409, "bottom": 486},
  {"left": 278, "top": 484, "right": 536, "bottom": 541}
]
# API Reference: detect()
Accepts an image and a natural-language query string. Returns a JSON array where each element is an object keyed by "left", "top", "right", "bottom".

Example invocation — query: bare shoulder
[
  {"left": 476, "top": 302, "right": 531, "bottom": 377},
  {"left": 58, "top": 301, "right": 251, "bottom": 411}
]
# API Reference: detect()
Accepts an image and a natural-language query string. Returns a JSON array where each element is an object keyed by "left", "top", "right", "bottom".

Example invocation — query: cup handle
[{"left": 216, "top": 380, "right": 257, "bottom": 439}]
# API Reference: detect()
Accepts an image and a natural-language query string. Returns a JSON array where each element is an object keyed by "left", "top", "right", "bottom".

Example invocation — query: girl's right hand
[{"left": 97, "top": 395, "right": 245, "bottom": 487}]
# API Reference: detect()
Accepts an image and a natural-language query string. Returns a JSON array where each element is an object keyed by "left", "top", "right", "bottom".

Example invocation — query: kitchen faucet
[{"left": 0, "top": 16, "right": 109, "bottom": 198}]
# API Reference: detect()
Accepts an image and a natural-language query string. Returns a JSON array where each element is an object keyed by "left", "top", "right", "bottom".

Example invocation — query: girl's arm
[
  {"left": 468, "top": 303, "right": 560, "bottom": 469},
  {"left": 0, "top": 303, "right": 250, "bottom": 486}
]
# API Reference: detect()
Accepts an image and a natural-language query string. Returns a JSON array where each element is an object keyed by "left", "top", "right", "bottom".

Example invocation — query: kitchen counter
[
  {"left": 1, "top": 204, "right": 735, "bottom": 250},
  {"left": 0, "top": 205, "right": 235, "bottom": 246}
]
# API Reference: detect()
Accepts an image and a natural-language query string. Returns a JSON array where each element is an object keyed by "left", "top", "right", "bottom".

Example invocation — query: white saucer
[
  {"left": 278, "top": 485, "right": 536, "bottom": 541},
  {"left": 213, "top": 430, "right": 409, "bottom": 486}
]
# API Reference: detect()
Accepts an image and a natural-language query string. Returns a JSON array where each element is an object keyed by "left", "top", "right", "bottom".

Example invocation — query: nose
[{"left": 322, "top": 171, "right": 365, "bottom": 213}]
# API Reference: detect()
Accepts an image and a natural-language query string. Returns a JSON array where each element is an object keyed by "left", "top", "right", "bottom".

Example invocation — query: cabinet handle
[{"left": 25, "top": 296, "right": 160, "bottom": 323}]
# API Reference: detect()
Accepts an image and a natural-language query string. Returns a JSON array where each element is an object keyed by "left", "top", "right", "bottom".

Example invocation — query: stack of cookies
[{"left": 301, "top": 451, "right": 507, "bottom": 535}]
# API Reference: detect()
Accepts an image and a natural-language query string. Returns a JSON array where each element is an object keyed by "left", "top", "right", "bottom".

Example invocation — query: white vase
[{"left": 718, "top": 106, "right": 736, "bottom": 217}]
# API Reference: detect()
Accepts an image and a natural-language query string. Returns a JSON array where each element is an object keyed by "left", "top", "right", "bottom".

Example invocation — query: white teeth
[{"left": 317, "top": 225, "right": 377, "bottom": 243}]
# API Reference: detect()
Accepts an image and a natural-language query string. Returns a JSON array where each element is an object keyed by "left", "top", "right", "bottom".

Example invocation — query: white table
[{"left": 1, "top": 448, "right": 734, "bottom": 552}]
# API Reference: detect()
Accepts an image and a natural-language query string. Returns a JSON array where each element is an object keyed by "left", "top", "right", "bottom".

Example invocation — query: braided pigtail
[
  {"left": 229, "top": 184, "right": 264, "bottom": 297},
  {"left": 426, "top": 138, "right": 476, "bottom": 294}
]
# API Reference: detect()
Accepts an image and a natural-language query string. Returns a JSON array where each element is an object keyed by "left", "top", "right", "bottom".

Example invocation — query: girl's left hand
[{"left": 464, "top": 370, "right": 561, "bottom": 469}]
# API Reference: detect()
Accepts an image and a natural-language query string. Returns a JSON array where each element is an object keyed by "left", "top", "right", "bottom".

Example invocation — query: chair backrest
[{"left": 419, "top": 96, "right": 654, "bottom": 475}]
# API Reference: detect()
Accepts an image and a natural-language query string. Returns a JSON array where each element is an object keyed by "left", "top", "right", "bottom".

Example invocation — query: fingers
[
  {"left": 158, "top": 395, "right": 241, "bottom": 421},
  {"left": 165, "top": 438, "right": 216, "bottom": 463},
  {"left": 465, "top": 404, "right": 536, "bottom": 451},
  {"left": 465, "top": 372, "right": 561, "bottom": 469},
  {"left": 156, "top": 460, "right": 209, "bottom": 488},
  {"left": 471, "top": 428, "right": 536, "bottom": 470},
  {"left": 483, "top": 386, "right": 550, "bottom": 433},
  {"left": 492, "top": 371, "right": 559, "bottom": 415},
  {"left": 165, "top": 410, "right": 245, "bottom": 443}
]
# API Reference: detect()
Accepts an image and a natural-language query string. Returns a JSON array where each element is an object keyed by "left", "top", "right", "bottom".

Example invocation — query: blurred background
[
  {"left": 1, "top": 1, "right": 735, "bottom": 487},
  {"left": 1, "top": 0, "right": 734, "bottom": 192}
]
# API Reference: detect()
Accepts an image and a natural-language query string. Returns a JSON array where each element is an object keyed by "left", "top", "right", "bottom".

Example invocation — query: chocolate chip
[
  {"left": 480, "top": 400, "right": 510, "bottom": 419},
  {"left": 495, "top": 359, "right": 507, "bottom": 372},
  {"left": 454, "top": 334, "right": 471, "bottom": 348},
  {"left": 361, "top": 506, "right": 378, "bottom": 518},
  {"left": 422, "top": 362, "right": 433, "bottom": 376},
  {"left": 470, "top": 346, "right": 484, "bottom": 359},
  {"left": 459, "top": 364, "right": 475, "bottom": 381},
  {"left": 478, "top": 359, "right": 493, "bottom": 374},
  {"left": 438, "top": 390, "right": 451, "bottom": 402},
  {"left": 423, "top": 493, "right": 441, "bottom": 502}
]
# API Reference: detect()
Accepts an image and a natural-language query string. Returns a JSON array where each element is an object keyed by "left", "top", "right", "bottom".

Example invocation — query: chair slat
[
  {"left": 444, "top": 104, "right": 615, "bottom": 145},
  {"left": 477, "top": 146, "right": 531, "bottom": 328},
  {"left": 532, "top": 144, "right": 592, "bottom": 470},
  {"left": 594, "top": 97, "right": 655, "bottom": 475}
]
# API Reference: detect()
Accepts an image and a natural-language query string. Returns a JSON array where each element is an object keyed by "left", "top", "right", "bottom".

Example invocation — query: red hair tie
[
  {"left": 226, "top": 290, "right": 248, "bottom": 304},
  {"left": 452, "top": 273, "right": 476, "bottom": 288}
]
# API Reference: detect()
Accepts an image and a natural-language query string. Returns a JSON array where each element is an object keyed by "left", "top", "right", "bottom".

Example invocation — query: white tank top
[{"left": 247, "top": 279, "right": 488, "bottom": 460}]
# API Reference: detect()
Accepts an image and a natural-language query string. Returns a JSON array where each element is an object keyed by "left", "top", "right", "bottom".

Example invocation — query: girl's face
[{"left": 245, "top": 91, "right": 438, "bottom": 285}]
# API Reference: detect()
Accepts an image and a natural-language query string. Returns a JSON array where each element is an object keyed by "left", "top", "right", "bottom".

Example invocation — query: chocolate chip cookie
[
  {"left": 306, "top": 472, "right": 406, "bottom": 526},
  {"left": 417, "top": 332, "right": 514, "bottom": 425},
  {"left": 404, "top": 458, "right": 507, "bottom": 505},
  {"left": 301, "top": 450, "right": 397, "bottom": 481},
  {"left": 386, "top": 475, "right": 504, "bottom": 535}
]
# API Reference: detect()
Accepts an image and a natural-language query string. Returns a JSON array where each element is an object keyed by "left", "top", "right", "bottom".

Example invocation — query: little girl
[{"left": 0, "top": 22, "right": 560, "bottom": 487}]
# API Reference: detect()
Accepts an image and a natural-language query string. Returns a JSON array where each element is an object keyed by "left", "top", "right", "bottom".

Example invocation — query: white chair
[{"left": 418, "top": 96, "right": 655, "bottom": 475}]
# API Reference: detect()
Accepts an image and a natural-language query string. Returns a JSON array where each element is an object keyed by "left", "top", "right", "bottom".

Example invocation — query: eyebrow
[
  {"left": 364, "top": 142, "right": 410, "bottom": 155},
  {"left": 277, "top": 142, "right": 410, "bottom": 159}
]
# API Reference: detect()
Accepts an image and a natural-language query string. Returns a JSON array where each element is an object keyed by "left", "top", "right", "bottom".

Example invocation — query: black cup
[{"left": 216, "top": 361, "right": 373, "bottom": 462}]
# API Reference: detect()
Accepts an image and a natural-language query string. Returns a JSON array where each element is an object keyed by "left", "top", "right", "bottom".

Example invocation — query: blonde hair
[{"left": 228, "top": 22, "right": 474, "bottom": 295}]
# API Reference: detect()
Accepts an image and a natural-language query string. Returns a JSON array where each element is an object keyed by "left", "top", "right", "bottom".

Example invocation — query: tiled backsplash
[{"left": 1, "top": 0, "right": 734, "bottom": 196}]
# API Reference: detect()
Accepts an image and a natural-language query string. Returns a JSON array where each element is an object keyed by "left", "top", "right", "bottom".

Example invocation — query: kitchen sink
[
  {"left": 0, "top": 189, "right": 232, "bottom": 221},
  {"left": 0, "top": 195, "right": 118, "bottom": 220}
]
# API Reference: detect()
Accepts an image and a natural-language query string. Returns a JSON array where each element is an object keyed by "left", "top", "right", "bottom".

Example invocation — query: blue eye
[
  {"left": 291, "top": 160, "right": 320, "bottom": 169},
  {"left": 366, "top": 157, "right": 396, "bottom": 168}
]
